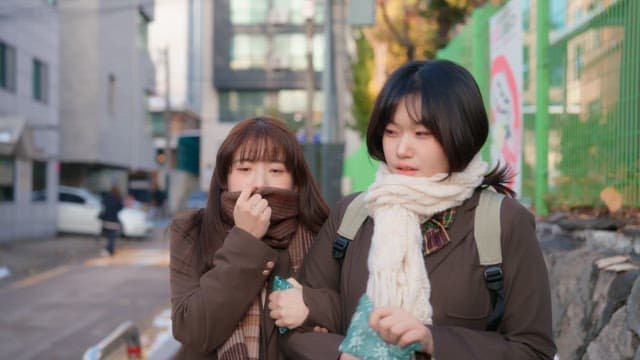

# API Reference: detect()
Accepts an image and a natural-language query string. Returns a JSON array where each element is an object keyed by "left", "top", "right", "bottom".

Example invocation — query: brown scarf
[{"left": 217, "top": 187, "right": 314, "bottom": 360}]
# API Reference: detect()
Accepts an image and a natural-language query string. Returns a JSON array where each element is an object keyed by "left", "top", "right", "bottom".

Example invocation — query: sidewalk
[
  {"left": 0, "top": 219, "right": 180, "bottom": 359},
  {"left": 0, "top": 234, "right": 105, "bottom": 288},
  {"left": 0, "top": 219, "right": 171, "bottom": 288}
]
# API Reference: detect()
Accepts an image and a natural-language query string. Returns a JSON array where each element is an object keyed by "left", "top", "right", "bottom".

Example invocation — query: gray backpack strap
[
  {"left": 474, "top": 189, "right": 504, "bottom": 265},
  {"left": 333, "top": 192, "right": 368, "bottom": 260},
  {"left": 337, "top": 192, "right": 369, "bottom": 240},
  {"left": 474, "top": 189, "right": 505, "bottom": 331}
]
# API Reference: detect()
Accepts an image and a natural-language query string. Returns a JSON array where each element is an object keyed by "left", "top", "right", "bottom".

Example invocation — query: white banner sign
[{"left": 489, "top": 0, "right": 523, "bottom": 195}]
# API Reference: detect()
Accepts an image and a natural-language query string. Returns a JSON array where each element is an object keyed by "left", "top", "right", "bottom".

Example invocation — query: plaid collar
[{"left": 421, "top": 208, "right": 456, "bottom": 256}]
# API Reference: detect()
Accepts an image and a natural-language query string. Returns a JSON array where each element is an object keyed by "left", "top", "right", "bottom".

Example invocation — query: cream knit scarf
[{"left": 365, "top": 154, "right": 488, "bottom": 324}]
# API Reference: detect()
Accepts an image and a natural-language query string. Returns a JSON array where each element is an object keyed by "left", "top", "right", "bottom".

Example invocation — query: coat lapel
[{"left": 425, "top": 190, "right": 481, "bottom": 275}]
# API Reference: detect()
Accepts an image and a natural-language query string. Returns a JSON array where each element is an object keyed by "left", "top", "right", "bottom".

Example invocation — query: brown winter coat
[
  {"left": 169, "top": 210, "right": 291, "bottom": 360},
  {"left": 281, "top": 190, "right": 557, "bottom": 359}
]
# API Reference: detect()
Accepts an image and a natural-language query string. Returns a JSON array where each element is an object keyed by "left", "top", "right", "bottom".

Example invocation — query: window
[
  {"left": 272, "top": 0, "right": 324, "bottom": 24},
  {"left": 549, "top": 0, "right": 566, "bottom": 30},
  {"left": 0, "top": 156, "right": 15, "bottom": 202},
  {"left": 59, "top": 192, "right": 85, "bottom": 204},
  {"left": 219, "top": 90, "right": 324, "bottom": 124},
  {"left": 32, "top": 161, "right": 47, "bottom": 202},
  {"left": 0, "top": 40, "right": 17, "bottom": 92},
  {"left": 219, "top": 91, "right": 269, "bottom": 123},
  {"left": 230, "top": 35, "right": 268, "bottom": 69},
  {"left": 108, "top": 73, "right": 116, "bottom": 114},
  {"left": 521, "top": 0, "right": 530, "bottom": 30},
  {"left": 278, "top": 89, "right": 323, "bottom": 114},
  {"left": 549, "top": 46, "right": 565, "bottom": 87},
  {"left": 137, "top": 10, "right": 150, "bottom": 49},
  {"left": 231, "top": 0, "right": 268, "bottom": 24},
  {"left": 32, "top": 58, "right": 48, "bottom": 103},
  {"left": 574, "top": 45, "right": 583, "bottom": 80},
  {"left": 272, "top": 33, "right": 324, "bottom": 71}
]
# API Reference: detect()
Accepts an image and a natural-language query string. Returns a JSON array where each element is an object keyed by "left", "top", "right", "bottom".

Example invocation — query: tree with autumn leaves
[{"left": 350, "top": 0, "right": 490, "bottom": 136}]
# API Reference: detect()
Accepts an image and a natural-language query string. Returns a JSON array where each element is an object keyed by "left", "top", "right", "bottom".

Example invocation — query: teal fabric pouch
[
  {"left": 272, "top": 275, "right": 294, "bottom": 334},
  {"left": 339, "top": 294, "right": 422, "bottom": 360}
]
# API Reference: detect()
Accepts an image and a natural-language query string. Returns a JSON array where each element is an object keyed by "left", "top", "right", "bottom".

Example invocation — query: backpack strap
[
  {"left": 332, "top": 189, "right": 507, "bottom": 331},
  {"left": 333, "top": 192, "right": 368, "bottom": 261},
  {"left": 474, "top": 189, "right": 505, "bottom": 331}
]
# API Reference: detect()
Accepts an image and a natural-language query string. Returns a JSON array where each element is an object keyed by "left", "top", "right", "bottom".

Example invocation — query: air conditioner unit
[
  {"left": 269, "top": 8, "right": 289, "bottom": 25},
  {"left": 270, "top": 55, "right": 290, "bottom": 70}
]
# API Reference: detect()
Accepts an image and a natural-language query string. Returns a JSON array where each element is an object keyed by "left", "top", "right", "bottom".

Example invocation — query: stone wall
[{"left": 539, "top": 223, "right": 640, "bottom": 360}]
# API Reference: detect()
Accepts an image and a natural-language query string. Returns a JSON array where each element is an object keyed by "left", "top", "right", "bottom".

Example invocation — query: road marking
[
  {"left": 85, "top": 249, "right": 169, "bottom": 267},
  {"left": 12, "top": 266, "right": 70, "bottom": 289}
]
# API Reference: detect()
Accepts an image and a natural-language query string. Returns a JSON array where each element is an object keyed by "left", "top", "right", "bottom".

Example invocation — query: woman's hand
[
  {"left": 233, "top": 187, "right": 271, "bottom": 239},
  {"left": 369, "top": 307, "right": 434, "bottom": 354},
  {"left": 267, "top": 278, "right": 309, "bottom": 329},
  {"left": 339, "top": 353, "right": 361, "bottom": 360}
]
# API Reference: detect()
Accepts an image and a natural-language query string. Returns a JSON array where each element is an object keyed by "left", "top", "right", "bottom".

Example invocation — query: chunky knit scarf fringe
[
  {"left": 365, "top": 155, "right": 488, "bottom": 324},
  {"left": 217, "top": 187, "right": 314, "bottom": 360}
]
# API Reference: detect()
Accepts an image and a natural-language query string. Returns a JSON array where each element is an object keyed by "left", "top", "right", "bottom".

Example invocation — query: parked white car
[{"left": 56, "top": 186, "right": 153, "bottom": 238}]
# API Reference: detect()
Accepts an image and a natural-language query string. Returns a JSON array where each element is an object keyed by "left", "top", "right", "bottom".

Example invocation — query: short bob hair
[{"left": 366, "top": 60, "right": 489, "bottom": 174}]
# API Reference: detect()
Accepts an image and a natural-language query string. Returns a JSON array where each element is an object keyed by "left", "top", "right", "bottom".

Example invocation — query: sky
[{"left": 148, "top": 0, "right": 189, "bottom": 109}]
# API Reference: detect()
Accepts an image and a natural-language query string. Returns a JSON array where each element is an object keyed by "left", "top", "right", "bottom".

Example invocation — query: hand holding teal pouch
[
  {"left": 339, "top": 294, "right": 422, "bottom": 360},
  {"left": 272, "top": 275, "right": 294, "bottom": 334}
]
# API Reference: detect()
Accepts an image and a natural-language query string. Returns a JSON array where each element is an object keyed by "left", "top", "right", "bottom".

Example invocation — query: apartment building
[
  {"left": 58, "top": 0, "right": 156, "bottom": 194},
  {"left": 197, "top": 0, "right": 337, "bottom": 189},
  {"left": 0, "top": 0, "right": 59, "bottom": 241}
]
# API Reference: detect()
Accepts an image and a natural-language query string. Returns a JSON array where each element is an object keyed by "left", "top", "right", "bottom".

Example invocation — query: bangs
[
  {"left": 401, "top": 93, "right": 423, "bottom": 124},
  {"left": 233, "top": 133, "right": 290, "bottom": 167}
]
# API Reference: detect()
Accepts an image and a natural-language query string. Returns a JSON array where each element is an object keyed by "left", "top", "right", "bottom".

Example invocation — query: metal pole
[
  {"left": 82, "top": 321, "right": 142, "bottom": 360},
  {"left": 304, "top": 0, "right": 315, "bottom": 143},
  {"left": 163, "top": 47, "right": 172, "bottom": 194},
  {"left": 535, "top": 0, "right": 549, "bottom": 215},
  {"left": 321, "top": 0, "right": 338, "bottom": 143},
  {"left": 470, "top": 9, "right": 489, "bottom": 161}
]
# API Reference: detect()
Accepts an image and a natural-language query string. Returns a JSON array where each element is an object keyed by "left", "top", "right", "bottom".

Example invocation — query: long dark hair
[
  {"left": 366, "top": 59, "right": 515, "bottom": 197},
  {"left": 188, "top": 116, "right": 328, "bottom": 272}
]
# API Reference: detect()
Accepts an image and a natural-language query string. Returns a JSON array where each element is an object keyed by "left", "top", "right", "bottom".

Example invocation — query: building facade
[
  {"left": 148, "top": 0, "right": 202, "bottom": 213},
  {"left": 58, "top": 0, "right": 156, "bottom": 195},
  {"left": 197, "top": 0, "right": 358, "bottom": 191},
  {"left": 0, "top": 0, "right": 60, "bottom": 242}
]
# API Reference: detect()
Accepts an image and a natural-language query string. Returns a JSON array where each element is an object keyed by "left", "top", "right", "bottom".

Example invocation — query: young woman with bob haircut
[
  {"left": 169, "top": 116, "right": 329, "bottom": 359},
  {"left": 270, "top": 60, "right": 556, "bottom": 359}
]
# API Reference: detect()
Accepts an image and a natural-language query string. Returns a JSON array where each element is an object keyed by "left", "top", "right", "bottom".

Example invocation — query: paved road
[{"left": 0, "top": 235, "right": 172, "bottom": 360}]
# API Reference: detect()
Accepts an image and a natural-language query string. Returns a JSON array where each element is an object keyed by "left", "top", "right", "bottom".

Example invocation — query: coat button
[
  {"left": 262, "top": 269, "right": 270, "bottom": 276},
  {"left": 266, "top": 261, "right": 275, "bottom": 269}
]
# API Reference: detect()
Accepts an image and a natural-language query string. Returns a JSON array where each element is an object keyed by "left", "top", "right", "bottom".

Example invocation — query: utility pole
[
  {"left": 321, "top": 0, "right": 338, "bottom": 143},
  {"left": 303, "top": 0, "right": 315, "bottom": 143},
  {"left": 163, "top": 47, "right": 172, "bottom": 195},
  {"left": 535, "top": 0, "right": 549, "bottom": 215}
]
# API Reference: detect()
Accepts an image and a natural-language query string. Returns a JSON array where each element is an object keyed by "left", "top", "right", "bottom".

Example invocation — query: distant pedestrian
[
  {"left": 151, "top": 187, "right": 166, "bottom": 218},
  {"left": 100, "top": 186, "right": 124, "bottom": 256}
]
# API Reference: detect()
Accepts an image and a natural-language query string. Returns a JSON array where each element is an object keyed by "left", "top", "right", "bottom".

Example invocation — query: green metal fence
[{"left": 437, "top": 0, "right": 640, "bottom": 211}]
